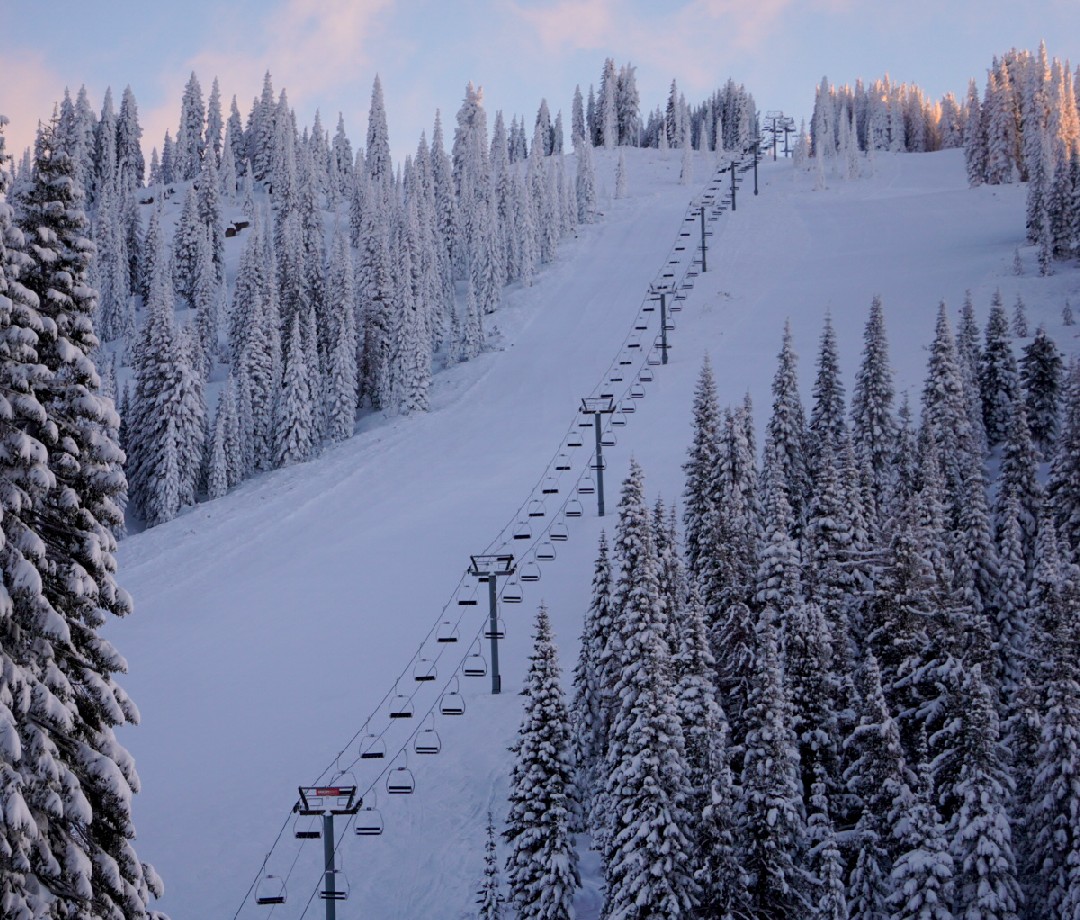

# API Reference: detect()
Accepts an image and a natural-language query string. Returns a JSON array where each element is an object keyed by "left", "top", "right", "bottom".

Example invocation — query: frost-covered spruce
[
  {"left": 980, "top": 292, "right": 1020, "bottom": 448},
  {"left": 324, "top": 231, "right": 358, "bottom": 443},
  {"left": 765, "top": 320, "right": 809, "bottom": 534},
  {"left": 576, "top": 134, "right": 596, "bottom": 222},
  {"left": 946, "top": 666, "right": 1021, "bottom": 920},
  {"left": 175, "top": 71, "right": 206, "bottom": 181},
  {"left": 477, "top": 811, "right": 505, "bottom": 920},
  {"left": 571, "top": 531, "right": 615, "bottom": 838},
  {"left": 274, "top": 311, "right": 316, "bottom": 467},
  {"left": 1019, "top": 324, "right": 1062, "bottom": 456},
  {"left": 808, "top": 313, "right": 847, "bottom": 487},
  {"left": 738, "top": 608, "right": 809, "bottom": 917},
  {"left": 17, "top": 114, "right": 166, "bottom": 920},
  {"left": 1048, "top": 359, "right": 1080, "bottom": 557},
  {"left": 505, "top": 605, "right": 579, "bottom": 920},
  {"left": 601, "top": 459, "right": 697, "bottom": 919},
  {"left": 887, "top": 745, "right": 954, "bottom": 920},
  {"left": 754, "top": 456, "right": 801, "bottom": 613},
  {"left": 682, "top": 356, "right": 720, "bottom": 574},
  {"left": 994, "top": 395, "right": 1042, "bottom": 560}
]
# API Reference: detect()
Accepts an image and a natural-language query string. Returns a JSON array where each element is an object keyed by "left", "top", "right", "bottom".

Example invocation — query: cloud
[
  {"left": 0, "top": 50, "right": 71, "bottom": 160},
  {"left": 139, "top": 0, "right": 394, "bottom": 157},
  {"left": 507, "top": 0, "right": 622, "bottom": 52}
]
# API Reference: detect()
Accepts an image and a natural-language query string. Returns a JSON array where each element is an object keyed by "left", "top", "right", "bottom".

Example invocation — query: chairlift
[
  {"left": 550, "top": 519, "right": 569, "bottom": 542},
  {"left": 502, "top": 577, "right": 524, "bottom": 604},
  {"left": 387, "top": 764, "right": 416, "bottom": 795},
  {"left": 541, "top": 476, "right": 560, "bottom": 495},
  {"left": 555, "top": 452, "right": 571, "bottom": 471},
  {"left": 639, "top": 367, "right": 654, "bottom": 383},
  {"left": 355, "top": 797, "right": 384, "bottom": 836},
  {"left": 610, "top": 369, "right": 624, "bottom": 383},
  {"left": 414, "top": 658, "right": 437, "bottom": 682},
  {"left": 256, "top": 875, "right": 287, "bottom": 905},
  {"left": 536, "top": 541, "right": 556, "bottom": 562},
  {"left": 513, "top": 520, "right": 532, "bottom": 540},
  {"left": 665, "top": 317, "right": 676, "bottom": 331},
  {"left": 294, "top": 815, "right": 321, "bottom": 840},
  {"left": 627, "top": 334, "right": 642, "bottom": 349},
  {"left": 567, "top": 431, "right": 584, "bottom": 448},
  {"left": 590, "top": 457, "right": 606, "bottom": 471},
  {"left": 578, "top": 475, "right": 596, "bottom": 495},
  {"left": 620, "top": 400, "right": 636, "bottom": 415},
  {"left": 464, "top": 645, "right": 488, "bottom": 677},
  {"left": 611, "top": 409, "right": 627, "bottom": 427},
  {"left": 601, "top": 431, "right": 617, "bottom": 448},
  {"left": 527, "top": 499, "right": 546, "bottom": 518},
  {"left": 415, "top": 717, "right": 442, "bottom": 755},
  {"left": 456, "top": 583, "right": 479, "bottom": 607},
  {"left": 436, "top": 620, "right": 460, "bottom": 644},
  {"left": 634, "top": 318, "right": 649, "bottom": 331},
  {"left": 565, "top": 498, "right": 584, "bottom": 518},
  {"left": 520, "top": 560, "right": 542, "bottom": 583},
  {"left": 618, "top": 352, "right": 633, "bottom": 366},
  {"left": 630, "top": 384, "right": 646, "bottom": 399},
  {"left": 484, "top": 616, "right": 506, "bottom": 640},
  {"left": 647, "top": 350, "right": 662, "bottom": 366},
  {"left": 360, "top": 733, "right": 386, "bottom": 760},
  {"left": 440, "top": 679, "right": 466, "bottom": 716},
  {"left": 390, "top": 689, "right": 414, "bottom": 719}
]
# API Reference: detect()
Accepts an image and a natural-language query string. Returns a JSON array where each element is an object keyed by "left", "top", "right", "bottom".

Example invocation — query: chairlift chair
[
  {"left": 436, "top": 620, "right": 460, "bottom": 644},
  {"left": 639, "top": 367, "right": 654, "bottom": 383},
  {"left": 541, "top": 476, "right": 560, "bottom": 495},
  {"left": 520, "top": 560, "right": 542, "bottom": 583},
  {"left": 647, "top": 350, "right": 662, "bottom": 366},
  {"left": 414, "top": 659, "right": 437, "bottom": 682},
  {"left": 294, "top": 815, "right": 321, "bottom": 840},
  {"left": 611, "top": 409, "right": 627, "bottom": 427},
  {"left": 355, "top": 801, "right": 384, "bottom": 836},
  {"left": 555, "top": 452, "right": 571, "bottom": 471},
  {"left": 484, "top": 616, "right": 506, "bottom": 640},
  {"left": 513, "top": 520, "right": 532, "bottom": 540},
  {"left": 578, "top": 475, "right": 596, "bottom": 495},
  {"left": 618, "top": 352, "right": 633, "bottom": 366},
  {"left": 415, "top": 717, "right": 442, "bottom": 755},
  {"left": 440, "top": 683, "right": 466, "bottom": 716},
  {"left": 502, "top": 577, "right": 524, "bottom": 604},
  {"left": 627, "top": 334, "right": 642, "bottom": 349},
  {"left": 389, "top": 690, "right": 414, "bottom": 719},
  {"left": 360, "top": 733, "right": 386, "bottom": 760},
  {"left": 565, "top": 498, "right": 584, "bottom": 518},
  {"left": 464, "top": 646, "right": 488, "bottom": 677},
  {"left": 620, "top": 400, "right": 636, "bottom": 415},
  {"left": 567, "top": 431, "right": 584, "bottom": 448},
  {"left": 536, "top": 541, "right": 556, "bottom": 562},
  {"left": 256, "top": 875, "right": 287, "bottom": 905},
  {"left": 549, "top": 519, "right": 569, "bottom": 542},
  {"left": 387, "top": 765, "right": 416, "bottom": 795},
  {"left": 600, "top": 431, "right": 616, "bottom": 448},
  {"left": 630, "top": 384, "right": 646, "bottom": 399},
  {"left": 527, "top": 499, "right": 546, "bottom": 518},
  {"left": 456, "top": 583, "right": 479, "bottom": 607}
]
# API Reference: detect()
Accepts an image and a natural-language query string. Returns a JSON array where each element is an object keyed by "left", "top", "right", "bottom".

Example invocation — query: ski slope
[{"left": 111, "top": 145, "right": 1078, "bottom": 919}]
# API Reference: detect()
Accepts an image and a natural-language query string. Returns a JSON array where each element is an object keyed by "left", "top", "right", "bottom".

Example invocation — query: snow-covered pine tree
[
  {"left": 505, "top": 604, "right": 579, "bottom": 920},
  {"left": 601, "top": 459, "right": 697, "bottom": 919},
  {"left": 754, "top": 455, "right": 802, "bottom": 613},
  {"left": 572, "top": 531, "right": 615, "bottom": 839},
  {"left": 1019, "top": 324, "right": 1062, "bottom": 456},
  {"left": 739, "top": 608, "right": 809, "bottom": 917},
  {"left": 1048, "top": 358, "right": 1080, "bottom": 557},
  {"left": 980, "top": 291, "right": 1020, "bottom": 448},
  {"left": 806, "top": 769, "right": 849, "bottom": 920},
  {"left": 1012, "top": 294, "right": 1029, "bottom": 338},
  {"left": 325, "top": 230, "right": 358, "bottom": 443},
  {"left": 944, "top": 665, "right": 1021, "bottom": 920},
  {"left": 274, "top": 311, "right": 316, "bottom": 467},
  {"left": 477, "top": 811, "right": 505, "bottom": 920},
  {"left": 808, "top": 313, "right": 847, "bottom": 487},
  {"left": 175, "top": 71, "right": 206, "bottom": 181},
  {"left": 460, "top": 269, "right": 483, "bottom": 361},
  {"left": 887, "top": 741, "right": 955, "bottom": 920},
  {"left": 576, "top": 136, "right": 596, "bottom": 223},
  {"left": 17, "top": 113, "right": 166, "bottom": 919},
  {"left": 764, "top": 320, "right": 809, "bottom": 534},
  {"left": 682, "top": 355, "right": 720, "bottom": 574}
]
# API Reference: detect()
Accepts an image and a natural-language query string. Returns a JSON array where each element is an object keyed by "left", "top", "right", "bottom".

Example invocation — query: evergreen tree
[
  {"left": 1019, "top": 324, "right": 1062, "bottom": 456},
  {"left": 1048, "top": 359, "right": 1080, "bottom": 557},
  {"left": 116, "top": 85, "right": 145, "bottom": 190},
  {"left": 602, "top": 459, "right": 697, "bottom": 919},
  {"left": 505, "top": 605, "right": 579, "bottom": 920},
  {"left": 175, "top": 71, "right": 206, "bottom": 180},
  {"left": 477, "top": 812, "right": 505, "bottom": 920},
  {"left": 1012, "top": 294, "right": 1028, "bottom": 338},
  {"left": 576, "top": 138, "right": 596, "bottom": 223},
  {"left": 274, "top": 311, "right": 316, "bottom": 467},
  {"left": 17, "top": 114, "right": 166, "bottom": 920},
  {"left": 615, "top": 149, "right": 627, "bottom": 199},
  {"left": 980, "top": 292, "right": 1020, "bottom": 448},
  {"left": 764, "top": 320, "right": 809, "bottom": 533},
  {"left": 739, "top": 609, "right": 809, "bottom": 918},
  {"left": 325, "top": 231, "right": 358, "bottom": 443},
  {"left": 807, "top": 771, "right": 849, "bottom": 920},
  {"left": 850, "top": 295, "right": 897, "bottom": 526},
  {"left": 683, "top": 356, "right": 720, "bottom": 574}
]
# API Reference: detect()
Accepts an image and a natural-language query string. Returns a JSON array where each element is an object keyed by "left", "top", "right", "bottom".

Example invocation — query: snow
[{"left": 110, "top": 145, "right": 1078, "bottom": 919}]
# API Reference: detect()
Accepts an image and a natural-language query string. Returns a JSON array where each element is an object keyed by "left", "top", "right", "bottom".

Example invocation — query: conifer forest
[{"left": 2, "top": 30, "right": 1080, "bottom": 920}]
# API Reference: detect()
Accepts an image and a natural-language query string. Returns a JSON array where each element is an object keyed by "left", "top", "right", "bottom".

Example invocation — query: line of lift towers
[{"left": 253, "top": 142, "right": 761, "bottom": 919}]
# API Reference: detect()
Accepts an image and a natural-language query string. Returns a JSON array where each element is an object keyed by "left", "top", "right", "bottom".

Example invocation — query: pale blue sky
[{"left": 3, "top": 0, "right": 1078, "bottom": 166}]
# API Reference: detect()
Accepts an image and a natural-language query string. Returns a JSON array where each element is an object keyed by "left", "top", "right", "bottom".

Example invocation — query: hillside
[{"left": 110, "top": 145, "right": 1078, "bottom": 919}]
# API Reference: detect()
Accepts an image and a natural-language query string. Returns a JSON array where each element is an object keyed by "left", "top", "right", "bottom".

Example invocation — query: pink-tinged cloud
[
  {"left": 140, "top": 0, "right": 394, "bottom": 159},
  {"left": 507, "top": 0, "right": 622, "bottom": 53},
  {"left": 1, "top": 50, "right": 71, "bottom": 160}
]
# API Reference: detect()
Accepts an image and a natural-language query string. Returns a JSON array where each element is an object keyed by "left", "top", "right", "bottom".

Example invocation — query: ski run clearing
[{"left": 111, "top": 145, "right": 1077, "bottom": 919}]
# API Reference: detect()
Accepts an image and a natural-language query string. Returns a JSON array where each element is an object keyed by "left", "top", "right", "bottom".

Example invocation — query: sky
[{"left": 2, "top": 0, "right": 1079, "bottom": 168}]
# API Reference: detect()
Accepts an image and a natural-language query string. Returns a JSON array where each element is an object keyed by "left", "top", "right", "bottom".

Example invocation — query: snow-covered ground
[{"left": 111, "top": 145, "right": 1078, "bottom": 919}]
